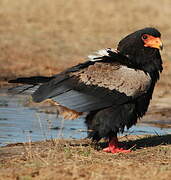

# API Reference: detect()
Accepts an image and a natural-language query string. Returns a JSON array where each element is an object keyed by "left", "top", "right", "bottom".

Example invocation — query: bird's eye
[{"left": 142, "top": 34, "right": 148, "bottom": 40}]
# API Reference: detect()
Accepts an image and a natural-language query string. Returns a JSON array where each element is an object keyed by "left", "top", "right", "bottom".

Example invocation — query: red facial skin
[{"left": 142, "top": 34, "right": 163, "bottom": 50}]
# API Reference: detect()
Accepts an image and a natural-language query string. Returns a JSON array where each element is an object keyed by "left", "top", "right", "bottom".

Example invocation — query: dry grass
[
  {"left": 0, "top": 0, "right": 171, "bottom": 87},
  {"left": 0, "top": 135, "right": 171, "bottom": 180}
]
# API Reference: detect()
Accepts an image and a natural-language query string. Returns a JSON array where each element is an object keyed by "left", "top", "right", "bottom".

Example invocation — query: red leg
[{"left": 103, "top": 137, "right": 131, "bottom": 153}]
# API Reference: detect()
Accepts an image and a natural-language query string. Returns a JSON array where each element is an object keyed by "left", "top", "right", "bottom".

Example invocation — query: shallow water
[{"left": 0, "top": 89, "right": 171, "bottom": 146}]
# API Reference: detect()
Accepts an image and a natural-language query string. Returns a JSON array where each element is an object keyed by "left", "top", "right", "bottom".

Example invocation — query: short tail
[
  {"left": 8, "top": 76, "right": 53, "bottom": 84},
  {"left": 8, "top": 76, "right": 83, "bottom": 120},
  {"left": 8, "top": 76, "right": 54, "bottom": 95}
]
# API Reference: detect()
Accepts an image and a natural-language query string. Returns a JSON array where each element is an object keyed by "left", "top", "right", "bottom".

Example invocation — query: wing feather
[
  {"left": 32, "top": 62, "right": 151, "bottom": 112},
  {"left": 71, "top": 62, "right": 151, "bottom": 97}
]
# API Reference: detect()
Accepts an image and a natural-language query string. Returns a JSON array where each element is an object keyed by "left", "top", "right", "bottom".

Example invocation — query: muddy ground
[{"left": 0, "top": 0, "right": 171, "bottom": 179}]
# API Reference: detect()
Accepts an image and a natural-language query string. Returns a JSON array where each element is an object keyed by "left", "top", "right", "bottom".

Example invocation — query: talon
[
  {"left": 103, "top": 147, "right": 111, "bottom": 152},
  {"left": 103, "top": 137, "right": 131, "bottom": 154}
]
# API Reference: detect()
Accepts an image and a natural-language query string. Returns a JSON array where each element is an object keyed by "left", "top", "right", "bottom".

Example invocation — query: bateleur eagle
[{"left": 9, "top": 27, "right": 163, "bottom": 153}]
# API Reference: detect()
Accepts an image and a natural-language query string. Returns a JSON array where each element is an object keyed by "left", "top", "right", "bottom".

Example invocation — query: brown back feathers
[{"left": 71, "top": 62, "right": 151, "bottom": 97}]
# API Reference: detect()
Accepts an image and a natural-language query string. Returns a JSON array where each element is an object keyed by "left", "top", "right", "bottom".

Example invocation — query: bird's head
[
  {"left": 117, "top": 27, "right": 163, "bottom": 74},
  {"left": 117, "top": 27, "right": 163, "bottom": 53}
]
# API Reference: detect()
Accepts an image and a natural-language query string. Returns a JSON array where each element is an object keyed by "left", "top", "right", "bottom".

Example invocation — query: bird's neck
[{"left": 120, "top": 48, "right": 163, "bottom": 82}]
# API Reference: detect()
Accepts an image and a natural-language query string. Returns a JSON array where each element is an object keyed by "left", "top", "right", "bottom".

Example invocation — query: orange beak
[{"left": 144, "top": 36, "right": 163, "bottom": 50}]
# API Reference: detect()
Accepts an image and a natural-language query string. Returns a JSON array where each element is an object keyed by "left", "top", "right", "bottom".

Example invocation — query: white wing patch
[{"left": 88, "top": 48, "right": 118, "bottom": 61}]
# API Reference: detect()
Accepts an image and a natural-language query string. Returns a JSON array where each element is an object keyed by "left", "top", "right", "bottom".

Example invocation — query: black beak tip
[{"left": 160, "top": 44, "right": 163, "bottom": 50}]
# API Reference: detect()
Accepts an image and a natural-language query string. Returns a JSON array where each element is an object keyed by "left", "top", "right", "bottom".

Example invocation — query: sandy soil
[
  {"left": 0, "top": 136, "right": 171, "bottom": 180},
  {"left": 0, "top": 0, "right": 171, "bottom": 179}
]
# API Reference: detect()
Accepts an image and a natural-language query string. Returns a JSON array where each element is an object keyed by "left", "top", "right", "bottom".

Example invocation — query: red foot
[{"left": 103, "top": 137, "right": 131, "bottom": 154}]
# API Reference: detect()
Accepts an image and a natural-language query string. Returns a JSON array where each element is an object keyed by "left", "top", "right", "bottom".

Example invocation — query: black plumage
[{"left": 8, "top": 27, "right": 163, "bottom": 153}]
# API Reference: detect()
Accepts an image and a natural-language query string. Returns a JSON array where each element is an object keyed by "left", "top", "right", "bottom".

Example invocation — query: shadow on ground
[
  {"left": 126, "top": 134, "right": 171, "bottom": 149},
  {"left": 67, "top": 134, "right": 171, "bottom": 151}
]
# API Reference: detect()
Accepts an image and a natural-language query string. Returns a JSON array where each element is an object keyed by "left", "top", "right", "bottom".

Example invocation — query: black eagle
[{"left": 9, "top": 27, "right": 163, "bottom": 153}]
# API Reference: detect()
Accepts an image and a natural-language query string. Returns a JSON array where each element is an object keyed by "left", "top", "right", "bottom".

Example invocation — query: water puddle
[{"left": 0, "top": 89, "right": 171, "bottom": 146}]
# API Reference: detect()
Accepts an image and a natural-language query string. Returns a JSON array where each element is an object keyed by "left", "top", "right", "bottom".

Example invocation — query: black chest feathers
[{"left": 85, "top": 86, "right": 153, "bottom": 141}]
